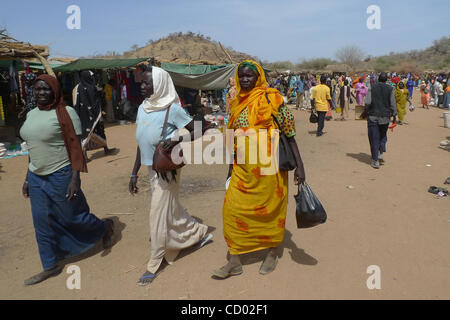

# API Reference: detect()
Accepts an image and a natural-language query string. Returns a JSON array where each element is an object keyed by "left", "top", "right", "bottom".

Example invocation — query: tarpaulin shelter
[
  {"left": 0, "top": 60, "right": 65, "bottom": 71},
  {"left": 161, "top": 62, "right": 271, "bottom": 90},
  {"left": 53, "top": 58, "right": 149, "bottom": 72}
]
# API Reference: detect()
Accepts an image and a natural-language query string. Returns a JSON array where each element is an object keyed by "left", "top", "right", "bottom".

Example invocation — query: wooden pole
[
  {"left": 32, "top": 50, "right": 56, "bottom": 78},
  {"left": 219, "top": 42, "right": 234, "bottom": 64}
]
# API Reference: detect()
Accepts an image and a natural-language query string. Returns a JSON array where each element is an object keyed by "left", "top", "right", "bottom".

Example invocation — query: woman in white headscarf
[{"left": 129, "top": 66, "right": 213, "bottom": 286}]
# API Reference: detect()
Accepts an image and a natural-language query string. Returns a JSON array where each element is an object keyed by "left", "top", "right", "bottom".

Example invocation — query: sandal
[
  {"left": 259, "top": 252, "right": 278, "bottom": 275},
  {"left": 137, "top": 271, "right": 157, "bottom": 286},
  {"left": 198, "top": 233, "right": 213, "bottom": 248},
  {"left": 211, "top": 265, "right": 243, "bottom": 279},
  {"left": 428, "top": 186, "right": 449, "bottom": 195},
  {"left": 24, "top": 266, "right": 63, "bottom": 286}
]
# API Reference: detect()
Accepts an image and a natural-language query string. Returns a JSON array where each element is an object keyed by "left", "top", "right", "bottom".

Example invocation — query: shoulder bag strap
[
  {"left": 160, "top": 105, "right": 171, "bottom": 138},
  {"left": 266, "top": 92, "right": 283, "bottom": 131}
]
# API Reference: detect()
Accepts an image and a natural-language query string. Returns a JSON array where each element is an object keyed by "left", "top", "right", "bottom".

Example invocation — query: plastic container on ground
[{"left": 444, "top": 111, "right": 450, "bottom": 128}]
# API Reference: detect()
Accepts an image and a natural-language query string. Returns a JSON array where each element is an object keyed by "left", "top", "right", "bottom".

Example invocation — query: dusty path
[{"left": 0, "top": 90, "right": 449, "bottom": 299}]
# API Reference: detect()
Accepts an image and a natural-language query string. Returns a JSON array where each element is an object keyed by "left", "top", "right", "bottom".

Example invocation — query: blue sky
[{"left": 1, "top": 0, "right": 449, "bottom": 62}]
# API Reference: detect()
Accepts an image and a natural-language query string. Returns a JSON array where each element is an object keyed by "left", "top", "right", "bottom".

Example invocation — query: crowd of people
[
  {"left": 270, "top": 71, "right": 449, "bottom": 112},
  {"left": 15, "top": 62, "right": 449, "bottom": 287}
]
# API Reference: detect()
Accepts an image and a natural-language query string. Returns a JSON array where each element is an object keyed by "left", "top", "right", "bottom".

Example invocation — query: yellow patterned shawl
[{"left": 223, "top": 60, "right": 288, "bottom": 255}]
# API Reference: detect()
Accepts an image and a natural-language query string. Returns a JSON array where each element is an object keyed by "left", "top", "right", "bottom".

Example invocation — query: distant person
[
  {"left": 406, "top": 78, "right": 415, "bottom": 98},
  {"left": 420, "top": 81, "right": 430, "bottom": 109},
  {"left": 294, "top": 75, "right": 304, "bottom": 110},
  {"left": 311, "top": 75, "right": 332, "bottom": 136},
  {"left": 183, "top": 88, "right": 200, "bottom": 116},
  {"left": 430, "top": 78, "right": 439, "bottom": 106},
  {"left": 436, "top": 79, "right": 445, "bottom": 108},
  {"left": 355, "top": 77, "right": 368, "bottom": 106},
  {"left": 363, "top": 72, "right": 397, "bottom": 169},
  {"left": 338, "top": 80, "right": 351, "bottom": 120},
  {"left": 104, "top": 80, "right": 115, "bottom": 122},
  {"left": 201, "top": 92, "right": 209, "bottom": 107},
  {"left": 442, "top": 85, "right": 450, "bottom": 110},
  {"left": 394, "top": 81, "right": 411, "bottom": 125},
  {"left": 73, "top": 71, "right": 116, "bottom": 158},
  {"left": 303, "top": 76, "right": 311, "bottom": 109},
  {"left": 226, "top": 77, "right": 237, "bottom": 115},
  {"left": 325, "top": 78, "right": 334, "bottom": 120}
]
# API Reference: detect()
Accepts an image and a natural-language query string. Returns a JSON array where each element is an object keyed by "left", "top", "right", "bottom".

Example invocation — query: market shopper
[
  {"left": 394, "top": 81, "right": 411, "bottom": 125},
  {"left": 129, "top": 66, "right": 212, "bottom": 286},
  {"left": 420, "top": 81, "right": 431, "bottom": 109},
  {"left": 311, "top": 75, "right": 332, "bottom": 136},
  {"left": 338, "top": 80, "right": 351, "bottom": 120},
  {"left": 73, "top": 71, "right": 116, "bottom": 158},
  {"left": 212, "top": 60, "right": 305, "bottom": 279},
  {"left": 295, "top": 75, "right": 305, "bottom": 110},
  {"left": 20, "top": 74, "right": 114, "bottom": 286},
  {"left": 363, "top": 72, "right": 397, "bottom": 169},
  {"left": 355, "top": 77, "right": 368, "bottom": 106},
  {"left": 225, "top": 77, "right": 237, "bottom": 115},
  {"left": 104, "top": 79, "right": 115, "bottom": 122}
]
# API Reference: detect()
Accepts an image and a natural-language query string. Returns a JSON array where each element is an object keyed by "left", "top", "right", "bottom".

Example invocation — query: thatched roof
[{"left": 0, "top": 30, "right": 49, "bottom": 60}]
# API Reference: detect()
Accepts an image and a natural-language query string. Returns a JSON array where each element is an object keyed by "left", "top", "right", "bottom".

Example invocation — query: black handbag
[
  {"left": 265, "top": 93, "right": 296, "bottom": 171},
  {"left": 309, "top": 111, "right": 318, "bottom": 123},
  {"left": 295, "top": 182, "right": 327, "bottom": 228},
  {"left": 272, "top": 115, "right": 297, "bottom": 171}
]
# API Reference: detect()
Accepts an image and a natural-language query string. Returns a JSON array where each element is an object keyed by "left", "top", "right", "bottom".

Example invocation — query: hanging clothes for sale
[
  {"left": 9, "top": 61, "right": 19, "bottom": 94},
  {"left": 23, "top": 73, "right": 37, "bottom": 112},
  {"left": 128, "top": 71, "right": 142, "bottom": 105}
]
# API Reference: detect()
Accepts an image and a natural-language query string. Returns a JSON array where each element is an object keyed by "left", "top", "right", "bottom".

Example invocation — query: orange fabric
[
  {"left": 223, "top": 60, "right": 288, "bottom": 255},
  {"left": 228, "top": 60, "right": 283, "bottom": 131}
]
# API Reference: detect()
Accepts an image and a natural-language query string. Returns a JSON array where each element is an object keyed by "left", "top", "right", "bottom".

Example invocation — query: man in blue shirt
[{"left": 295, "top": 75, "right": 305, "bottom": 110}]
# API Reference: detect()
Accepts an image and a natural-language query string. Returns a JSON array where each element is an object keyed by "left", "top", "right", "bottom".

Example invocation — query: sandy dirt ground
[{"left": 0, "top": 90, "right": 449, "bottom": 300}]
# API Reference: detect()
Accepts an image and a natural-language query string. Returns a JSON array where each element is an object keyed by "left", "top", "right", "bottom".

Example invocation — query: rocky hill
[
  {"left": 122, "top": 32, "right": 258, "bottom": 65},
  {"left": 91, "top": 33, "right": 449, "bottom": 73},
  {"left": 369, "top": 36, "right": 450, "bottom": 73}
]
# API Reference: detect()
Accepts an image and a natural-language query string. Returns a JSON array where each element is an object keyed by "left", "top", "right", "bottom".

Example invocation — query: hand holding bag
[
  {"left": 309, "top": 111, "right": 318, "bottom": 123},
  {"left": 152, "top": 106, "right": 185, "bottom": 172},
  {"left": 295, "top": 182, "right": 327, "bottom": 228}
]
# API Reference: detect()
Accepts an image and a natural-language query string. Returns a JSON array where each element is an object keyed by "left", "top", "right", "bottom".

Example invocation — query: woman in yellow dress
[
  {"left": 212, "top": 60, "right": 306, "bottom": 278},
  {"left": 394, "top": 81, "right": 411, "bottom": 125}
]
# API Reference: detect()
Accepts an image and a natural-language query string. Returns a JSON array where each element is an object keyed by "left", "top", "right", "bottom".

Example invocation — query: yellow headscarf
[{"left": 228, "top": 60, "right": 284, "bottom": 130}]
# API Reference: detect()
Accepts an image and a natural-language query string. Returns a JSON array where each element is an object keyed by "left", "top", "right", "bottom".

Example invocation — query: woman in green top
[{"left": 20, "top": 75, "right": 114, "bottom": 286}]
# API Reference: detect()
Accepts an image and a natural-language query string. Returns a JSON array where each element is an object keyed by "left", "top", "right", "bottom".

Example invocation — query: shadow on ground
[
  {"left": 221, "top": 229, "right": 318, "bottom": 268},
  {"left": 88, "top": 148, "right": 121, "bottom": 162},
  {"left": 61, "top": 216, "right": 126, "bottom": 265},
  {"left": 346, "top": 152, "right": 372, "bottom": 165}
]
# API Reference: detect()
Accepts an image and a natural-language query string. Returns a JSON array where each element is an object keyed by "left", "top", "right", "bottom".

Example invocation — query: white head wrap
[{"left": 141, "top": 66, "right": 179, "bottom": 113}]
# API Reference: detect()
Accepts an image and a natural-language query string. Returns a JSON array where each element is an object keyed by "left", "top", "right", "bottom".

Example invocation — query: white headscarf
[{"left": 141, "top": 66, "right": 179, "bottom": 113}]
